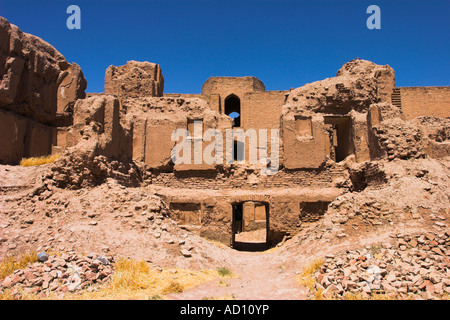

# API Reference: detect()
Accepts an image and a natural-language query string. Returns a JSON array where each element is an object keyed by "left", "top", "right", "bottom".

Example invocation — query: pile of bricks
[
  {"left": 309, "top": 232, "right": 450, "bottom": 299},
  {"left": 0, "top": 253, "right": 114, "bottom": 298}
]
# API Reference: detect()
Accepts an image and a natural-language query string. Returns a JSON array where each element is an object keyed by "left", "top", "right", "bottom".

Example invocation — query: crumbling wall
[
  {"left": 104, "top": 60, "right": 164, "bottom": 106},
  {"left": 283, "top": 59, "right": 395, "bottom": 115},
  {"left": 367, "top": 112, "right": 450, "bottom": 162},
  {"left": 0, "top": 108, "right": 55, "bottom": 163},
  {"left": 201, "top": 76, "right": 265, "bottom": 104},
  {"left": 242, "top": 90, "right": 287, "bottom": 130},
  {"left": 47, "top": 95, "right": 137, "bottom": 189},
  {"left": 281, "top": 59, "right": 396, "bottom": 168},
  {"left": 299, "top": 201, "right": 330, "bottom": 222},
  {"left": 370, "top": 118, "right": 427, "bottom": 161},
  {"left": 418, "top": 117, "right": 450, "bottom": 159}
]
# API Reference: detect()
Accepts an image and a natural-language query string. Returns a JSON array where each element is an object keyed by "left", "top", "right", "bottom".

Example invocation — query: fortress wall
[{"left": 400, "top": 87, "right": 450, "bottom": 120}]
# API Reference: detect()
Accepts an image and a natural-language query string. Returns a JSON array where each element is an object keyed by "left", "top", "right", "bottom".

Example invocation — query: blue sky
[{"left": 1, "top": 0, "right": 449, "bottom": 93}]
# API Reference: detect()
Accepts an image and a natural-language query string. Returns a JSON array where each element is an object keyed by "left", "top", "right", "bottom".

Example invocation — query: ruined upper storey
[
  {"left": 104, "top": 60, "right": 164, "bottom": 103},
  {"left": 284, "top": 59, "right": 396, "bottom": 115}
]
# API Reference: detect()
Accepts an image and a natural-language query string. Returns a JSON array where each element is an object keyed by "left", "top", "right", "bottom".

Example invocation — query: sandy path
[{"left": 168, "top": 250, "right": 308, "bottom": 300}]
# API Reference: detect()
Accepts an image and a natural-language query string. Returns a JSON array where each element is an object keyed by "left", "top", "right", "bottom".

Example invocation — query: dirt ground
[{"left": 1, "top": 158, "right": 449, "bottom": 300}]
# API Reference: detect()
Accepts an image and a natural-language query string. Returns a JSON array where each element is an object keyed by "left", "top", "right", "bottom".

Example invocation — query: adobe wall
[
  {"left": 399, "top": 87, "right": 450, "bottom": 120},
  {"left": 202, "top": 77, "right": 265, "bottom": 98},
  {"left": 121, "top": 96, "right": 232, "bottom": 169},
  {"left": 159, "top": 186, "right": 342, "bottom": 246},
  {"left": 242, "top": 90, "right": 288, "bottom": 131},
  {"left": 282, "top": 114, "right": 328, "bottom": 169}
]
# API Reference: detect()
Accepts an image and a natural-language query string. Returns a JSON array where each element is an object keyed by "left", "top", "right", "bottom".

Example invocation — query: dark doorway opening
[
  {"left": 225, "top": 95, "right": 241, "bottom": 127},
  {"left": 232, "top": 202, "right": 269, "bottom": 251},
  {"left": 232, "top": 203, "right": 243, "bottom": 235},
  {"left": 233, "top": 140, "right": 245, "bottom": 162},
  {"left": 324, "top": 116, "right": 354, "bottom": 162}
]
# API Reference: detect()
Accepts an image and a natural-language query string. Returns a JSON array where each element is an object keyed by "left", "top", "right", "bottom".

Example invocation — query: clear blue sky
[{"left": 1, "top": 0, "right": 449, "bottom": 93}]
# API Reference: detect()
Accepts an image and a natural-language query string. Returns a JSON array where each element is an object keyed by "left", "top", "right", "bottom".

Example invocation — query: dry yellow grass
[
  {"left": 20, "top": 154, "right": 60, "bottom": 166},
  {"left": 0, "top": 251, "right": 39, "bottom": 300},
  {"left": 1, "top": 257, "right": 224, "bottom": 300},
  {"left": 0, "top": 251, "right": 38, "bottom": 280},
  {"left": 297, "top": 258, "right": 323, "bottom": 287},
  {"left": 297, "top": 258, "right": 325, "bottom": 299},
  {"left": 68, "top": 258, "right": 218, "bottom": 300}
]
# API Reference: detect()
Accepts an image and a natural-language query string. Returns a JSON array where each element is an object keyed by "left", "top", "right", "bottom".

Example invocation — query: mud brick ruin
[{"left": 1, "top": 16, "right": 449, "bottom": 249}]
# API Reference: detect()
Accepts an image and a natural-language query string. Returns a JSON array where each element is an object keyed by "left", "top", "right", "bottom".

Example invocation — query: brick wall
[
  {"left": 150, "top": 166, "right": 347, "bottom": 190},
  {"left": 399, "top": 87, "right": 450, "bottom": 120}
]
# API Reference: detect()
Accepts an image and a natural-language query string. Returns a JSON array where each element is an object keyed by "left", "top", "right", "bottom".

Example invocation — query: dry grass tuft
[
  {"left": 297, "top": 258, "right": 325, "bottom": 299},
  {"left": 0, "top": 251, "right": 39, "bottom": 300},
  {"left": 297, "top": 258, "right": 323, "bottom": 286},
  {"left": 0, "top": 251, "right": 38, "bottom": 280},
  {"left": 217, "top": 267, "right": 233, "bottom": 277},
  {"left": 20, "top": 154, "right": 60, "bottom": 167},
  {"left": 162, "top": 281, "right": 184, "bottom": 294}
]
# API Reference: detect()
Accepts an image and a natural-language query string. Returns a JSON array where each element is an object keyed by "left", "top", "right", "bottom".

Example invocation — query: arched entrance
[{"left": 224, "top": 94, "right": 241, "bottom": 128}]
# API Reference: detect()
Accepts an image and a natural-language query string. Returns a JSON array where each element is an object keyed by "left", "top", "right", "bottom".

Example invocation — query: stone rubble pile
[
  {"left": 312, "top": 232, "right": 450, "bottom": 299},
  {"left": 0, "top": 253, "right": 114, "bottom": 298},
  {"left": 373, "top": 119, "right": 427, "bottom": 161}
]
